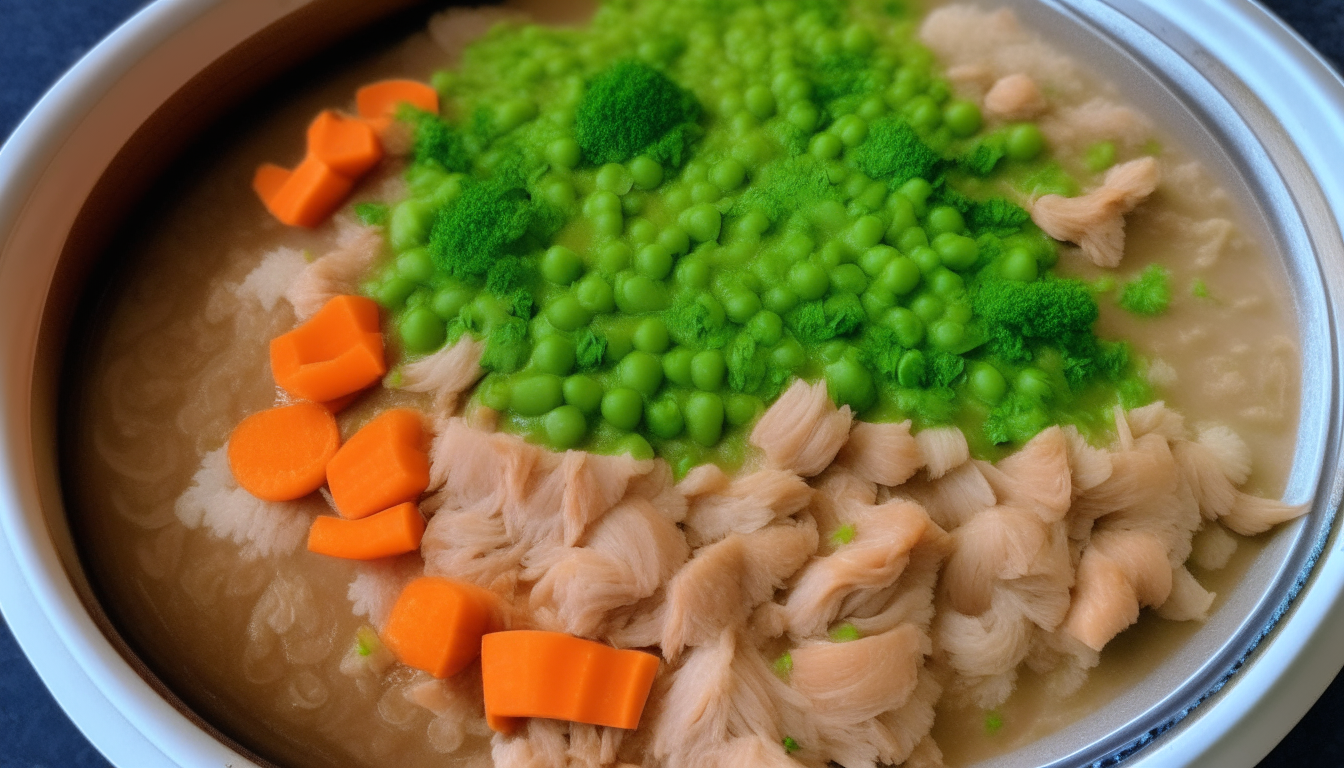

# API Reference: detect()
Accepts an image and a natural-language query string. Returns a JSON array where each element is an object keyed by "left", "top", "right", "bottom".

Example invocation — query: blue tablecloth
[{"left": 0, "top": 1, "right": 1341, "bottom": 766}]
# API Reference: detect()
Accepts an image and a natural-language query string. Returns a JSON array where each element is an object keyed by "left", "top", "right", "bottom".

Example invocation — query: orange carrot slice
[
  {"left": 307, "top": 502, "right": 425, "bottom": 560},
  {"left": 382, "top": 577, "right": 504, "bottom": 678},
  {"left": 356, "top": 79, "right": 439, "bottom": 133},
  {"left": 270, "top": 295, "right": 386, "bottom": 403},
  {"left": 481, "top": 631, "right": 659, "bottom": 733},
  {"left": 252, "top": 162, "right": 291, "bottom": 205},
  {"left": 307, "top": 110, "right": 383, "bottom": 178},
  {"left": 325, "top": 408, "right": 429, "bottom": 519},
  {"left": 227, "top": 402, "right": 340, "bottom": 502},
  {"left": 260, "top": 156, "right": 354, "bottom": 228}
]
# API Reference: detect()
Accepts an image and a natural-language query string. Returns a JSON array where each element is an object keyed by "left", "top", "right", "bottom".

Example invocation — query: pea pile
[{"left": 361, "top": 0, "right": 1151, "bottom": 471}]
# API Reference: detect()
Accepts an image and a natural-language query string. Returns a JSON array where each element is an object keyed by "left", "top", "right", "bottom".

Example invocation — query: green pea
[
  {"left": 636, "top": 244, "right": 674, "bottom": 280},
  {"left": 691, "top": 181, "right": 721, "bottom": 205},
  {"left": 532, "top": 335, "right": 576, "bottom": 375},
  {"left": 495, "top": 97, "right": 537, "bottom": 132},
  {"left": 909, "top": 245, "right": 942, "bottom": 275},
  {"left": 929, "top": 268, "right": 966, "bottom": 298},
  {"left": 575, "top": 274, "right": 615, "bottom": 314},
  {"left": 928, "top": 319, "right": 966, "bottom": 351},
  {"left": 663, "top": 347, "right": 695, "bottom": 387},
  {"left": 540, "top": 177, "right": 576, "bottom": 209},
  {"left": 676, "top": 256, "right": 712, "bottom": 289},
  {"left": 818, "top": 240, "right": 849, "bottom": 270},
  {"left": 860, "top": 245, "right": 897, "bottom": 278},
  {"left": 933, "top": 233, "right": 979, "bottom": 271},
  {"left": 542, "top": 405, "right": 587, "bottom": 449},
  {"left": 744, "top": 84, "right": 775, "bottom": 118},
  {"left": 685, "top": 392, "right": 725, "bottom": 446},
  {"left": 396, "top": 248, "right": 435, "bottom": 283},
  {"left": 879, "top": 257, "right": 922, "bottom": 295},
  {"left": 842, "top": 23, "right": 875, "bottom": 54},
  {"left": 681, "top": 203, "right": 723, "bottom": 242},
  {"left": 563, "top": 375, "right": 603, "bottom": 414},
  {"left": 616, "top": 433, "right": 655, "bottom": 460},
  {"left": 601, "top": 387, "right": 643, "bottom": 430},
  {"left": 604, "top": 323, "right": 634, "bottom": 363},
  {"left": 592, "top": 210, "right": 623, "bottom": 238},
  {"left": 691, "top": 349, "right": 726, "bottom": 391},
  {"left": 585, "top": 190, "right": 622, "bottom": 218},
  {"left": 943, "top": 100, "right": 983, "bottom": 138},
  {"left": 619, "top": 275, "right": 668, "bottom": 313},
  {"left": 595, "top": 242, "right": 629, "bottom": 275},
  {"left": 817, "top": 340, "right": 849, "bottom": 365},
  {"left": 711, "top": 159, "right": 747, "bottom": 191},
  {"left": 862, "top": 286, "right": 897, "bottom": 318},
  {"left": 1017, "top": 368, "right": 1054, "bottom": 401},
  {"left": 399, "top": 307, "right": 446, "bottom": 353},
  {"left": 747, "top": 311, "right": 784, "bottom": 345},
  {"left": 546, "top": 137, "right": 581, "bottom": 169},
  {"left": 897, "top": 349, "right": 926, "bottom": 387},
  {"left": 897, "top": 226, "right": 929, "bottom": 253},
  {"left": 389, "top": 199, "right": 436, "bottom": 252},
  {"left": 755, "top": 285, "right": 795, "bottom": 315},
  {"left": 631, "top": 317, "right": 669, "bottom": 354},
  {"left": 886, "top": 195, "right": 918, "bottom": 239},
  {"left": 905, "top": 96, "right": 942, "bottom": 132},
  {"left": 772, "top": 337, "right": 806, "bottom": 371},
  {"left": 465, "top": 293, "right": 510, "bottom": 329},
  {"left": 629, "top": 156, "right": 664, "bottom": 190},
  {"left": 542, "top": 245, "right": 584, "bottom": 285},
  {"left": 899, "top": 178, "right": 933, "bottom": 213},
  {"left": 910, "top": 293, "right": 944, "bottom": 323},
  {"left": 547, "top": 294, "right": 592, "bottom": 331},
  {"left": 723, "top": 288, "right": 762, "bottom": 324},
  {"left": 830, "top": 264, "right": 869, "bottom": 295},
  {"left": 857, "top": 95, "right": 886, "bottom": 121},
  {"left": 511, "top": 374, "right": 564, "bottom": 416},
  {"left": 848, "top": 215, "right": 885, "bottom": 250},
  {"left": 480, "top": 376, "right": 514, "bottom": 412},
  {"left": 969, "top": 363, "right": 1007, "bottom": 404},
  {"left": 725, "top": 393, "right": 762, "bottom": 426},
  {"left": 596, "top": 163, "right": 634, "bottom": 194},
  {"left": 788, "top": 101, "right": 821, "bottom": 132},
  {"left": 622, "top": 192, "right": 646, "bottom": 216},
  {"left": 1001, "top": 248, "right": 1039, "bottom": 282},
  {"left": 884, "top": 307, "right": 924, "bottom": 347},
  {"left": 1006, "top": 123, "right": 1045, "bottom": 161},
  {"left": 825, "top": 358, "right": 876, "bottom": 412},
  {"left": 927, "top": 206, "right": 965, "bottom": 236},
  {"left": 646, "top": 397, "right": 685, "bottom": 439},
  {"left": 1086, "top": 141, "right": 1117, "bottom": 173},
  {"left": 789, "top": 261, "right": 829, "bottom": 301},
  {"left": 620, "top": 351, "right": 665, "bottom": 395},
  {"left": 810, "top": 132, "right": 843, "bottom": 160},
  {"left": 628, "top": 218, "right": 657, "bottom": 245},
  {"left": 833, "top": 114, "right": 869, "bottom": 147},
  {"left": 376, "top": 277, "right": 417, "bottom": 309},
  {"left": 432, "top": 285, "right": 474, "bottom": 320},
  {"left": 659, "top": 226, "right": 691, "bottom": 256}
]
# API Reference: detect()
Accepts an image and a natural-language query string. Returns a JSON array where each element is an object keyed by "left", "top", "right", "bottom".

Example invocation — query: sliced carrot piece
[
  {"left": 307, "top": 502, "right": 425, "bottom": 560},
  {"left": 307, "top": 110, "right": 383, "bottom": 178},
  {"left": 252, "top": 162, "right": 291, "bottom": 205},
  {"left": 325, "top": 408, "right": 429, "bottom": 519},
  {"left": 481, "top": 631, "right": 659, "bottom": 733},
  {"left": 262, "top": 156, "right": 354, "bottom": 228},
  {"left": 356, "top": 79, "right": 439, "bottom": 133},
  {"left": 227, "top": 402, "right": 340, "bottom": 502},
  {"left": 270, "top": 295, "right": 386, "bottom": 403},
  {"left": 382, "top": 577, "right": 504, "bottom": 678}
]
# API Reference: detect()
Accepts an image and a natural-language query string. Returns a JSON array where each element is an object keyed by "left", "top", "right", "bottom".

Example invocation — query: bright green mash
[{"left": 360, "top": 0, "right": 1154, "bottom": 473}]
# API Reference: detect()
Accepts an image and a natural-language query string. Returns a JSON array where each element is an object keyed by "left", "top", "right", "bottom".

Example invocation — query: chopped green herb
[
  {"left": 1085, "top": 141, "right": 1117, "bottom": 173},
  {"left": 1191, "top": 278, "right": 1211, "bottom": 299},
  {"left": 783, "top": 736, "right": 802, "bottom": 754},
  {"left": 829, "top": 623, "right": 861, "bottom": 643},
  {"left": 1090, "top": 276, "right": 1118, "bottom": 295},
  {"left": 355, "top": 626, "right": 381, "bottom": 658},
  {"left": 354, "top": 202, "right": 389, "bottom": 226},
  {"left": 1119, "top": 265, "right": 1172, "bottom": 316},
  {"left": 985, "top": 710, "right": 1004, "bottom": 735},
  {"left": 830, "top": 523, "right": 857, "bottom": 545},
  {"left": 773, "top": 652, "right": 793, "bottom": 679}
]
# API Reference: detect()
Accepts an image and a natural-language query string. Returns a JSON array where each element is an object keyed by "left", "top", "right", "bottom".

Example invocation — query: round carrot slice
[{"left": 228, "top": 402, "right": 341, "bottom": 501}]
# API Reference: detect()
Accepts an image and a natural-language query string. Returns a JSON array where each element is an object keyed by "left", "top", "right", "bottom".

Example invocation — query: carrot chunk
[
  {"left": 270, "top": 295, "right": 386, "bottom": 403},
  {"left": 261, "top": 156, "right": 355, "bottom": 228},
  {"left": 307, "top": 110, "right": 383, "bottom": 178},
  {"left": 252, "top": 162, "right": 291, "bottom": 205},
  {"left": 307, "top": 502, "right": 425, "bottom": 560},
  {"left": 356, "top": 79, "right": 439, "bottom": 133},
  {"left": 325, "top": 408, "right": 429, "bottom": 519},
  {"left": 383, "top": 577, "right": 504, "bottom": 678},
  {"left": 227, "top": 402, "right": 340, "bottom": 502},
  {"left": 480, "top": 631, "right": 659, "bottom": 733}
]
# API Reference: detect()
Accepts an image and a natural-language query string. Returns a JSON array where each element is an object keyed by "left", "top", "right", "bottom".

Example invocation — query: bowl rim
[{"left": 1, "top": 1, "right": 1343, "bottom": 767}]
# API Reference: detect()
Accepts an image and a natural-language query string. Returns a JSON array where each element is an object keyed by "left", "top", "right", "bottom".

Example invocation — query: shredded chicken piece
[
  {"left": 914, "top": 427, "right": 969, "bottom": 480},
  {"left": 1063, "top": 529, "right": 1172, "bottom": 651},
  {"left": 750, "top": 379, "right": 853, "bottom": 477},
  {"left": 284, "top": 226, "right": 383, "bottom": 319},
  {"left": 835, "top": 420, "right": 924, "bottom": 487},
  {"left": 400, "top": 337, "right": 485, "bottom": 417},
  {"left": 683, "top": 469, "right": 813, "bottom": 547},
  {"left": 1030, "top": 157, "right": 1161, "bottom": 268},
  {"left": 983, "top": 73, "right": 1046, "bottom": 119}
]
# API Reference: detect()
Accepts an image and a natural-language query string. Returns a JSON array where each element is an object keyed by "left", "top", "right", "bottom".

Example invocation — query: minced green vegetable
[
  {"left": 783, "top": 737, "right": 802, "bottom": 754},
  {"left": 360, "top": 0, "right": 1154, "bottom": 466},
  {"left": 984, "top": 710, "right": 1004, "bottom": 735},
  {"left": 830, "top": 523, "right": 857, "bottom": 545},
  {"left": 829, "top": 622, "right": 861, "bottom": 643},
  {"left": 773, "top": 652, "right": 793, "bottom": 680},
  {"left": 354, "top": 202, "right": 389, "bottom": 226},
  {"left": 1191, "top": 278, "right": 1211, "bottom": 299},
  {"left": 1119, "top": 264, "right": 1172, "bottom": 316}
]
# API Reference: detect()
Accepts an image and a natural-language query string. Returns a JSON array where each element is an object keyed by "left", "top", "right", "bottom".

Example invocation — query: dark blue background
[{"left": 0, "top": 1, "right": 1340, "bottom": 766}]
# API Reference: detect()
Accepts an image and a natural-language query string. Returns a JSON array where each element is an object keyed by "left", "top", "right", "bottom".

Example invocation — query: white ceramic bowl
[{"left": 1, "top": 1, "right": 1342, "bottom": 766}]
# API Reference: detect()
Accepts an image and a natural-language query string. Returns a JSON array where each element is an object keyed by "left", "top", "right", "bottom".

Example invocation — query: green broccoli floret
[
  {"left": 353, "top": 202, "right": 388, "bottom": 226},
  {"left": 968, "top": 198, "right": 1030, "bottom": 236},
  {"left": 786, "top": 294, "right": 865, "bottom": 344},
  {"left": 731, "top": 155, "right": 838, "bottom": 224},
  {"left": 485, "top": 255, "right": 535, "bottom": 296},
  {"left": 429, "top": 181, "right": 552, "bottom": 282},
  {"left": 727, "top": 334, "right": 770, "bottom": 394},
  {"left": 575, "top": 329, "right": 607, "bottom": 372},
  {"left": 811, "top": 52, "right": 875, "bottom": 102},
  {"left": 858, "top": 326, "right": 904, "bottom": 384},
  {"left": 983, "top": 391, "right": 1052, "bottom": 445},
  {"left": 1018, "top": 163, "right": 1079, "bottom": 198},
  {"left": 927, "top": 350, "right": 966, "bottom": 389},
  {"left": 960, "top": 134, "right": 1005, "bottom": 177},
  {"left": 972, "top": 277, "right": 1099, "bottom": 363},
  {"left": 574, "top": 60, "right": 701, "bottom": 165},
  {"left": 851, "top": 118, "right": 941, "bottom": 187},
  {"left": 410, "top": 113, "right": 470, "bottom": 172},
  {"left": 1119, "top": 265, "right": 1172, "bottom": 316},
  {"left": 665, "top": 294, "right": 733, "bottom": 349},
  {"left": 480, "top": 317, "right": 529, "bottom": 373}
]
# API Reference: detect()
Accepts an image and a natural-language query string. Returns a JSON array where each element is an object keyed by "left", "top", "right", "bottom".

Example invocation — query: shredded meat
[{"left": 1030, "top": 157, "right": 1161, "bottom": 268}]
